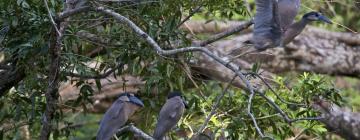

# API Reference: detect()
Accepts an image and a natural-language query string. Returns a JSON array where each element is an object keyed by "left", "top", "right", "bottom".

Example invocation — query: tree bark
[
  {"left": 313, "top": 100, "right": 360, "bottom": 140},
  {"left": 184, "top": 20, "right": 360, "bottom": 78}
]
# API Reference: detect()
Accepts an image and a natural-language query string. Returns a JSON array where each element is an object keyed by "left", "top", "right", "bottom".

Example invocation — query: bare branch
[
  {"left": 44, "top": 0, "right": 61, "bottom": 36},
  {"left": 64, "top": 63, "right": 124, "bottom": 79},
  {"left": 57, "top": 6, "right": 91, "bottom": 21},
  {"left": 199, "top": 20, "right": 253, "bottom": 46},
  {"left": 247, "top": 90, "right": 272, "bottom": 139},
  {"left": 115, "top": 124, "right": 154, "bottom": 140},
  {"left": 177, "top": 5, "right": 203, "bottom": 28}
]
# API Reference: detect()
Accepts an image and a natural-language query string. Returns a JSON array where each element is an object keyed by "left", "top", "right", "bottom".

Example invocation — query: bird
[
  {"left": 253, "top": 0, "right": 282, "bottom": 51},
  {"left": 253, "top": 0, "right": 332, "bottom": 51},
  {"left": 96, "top": 92, "right": 144, "bottom": 140},
  {"left": 153, "top": 91, "right": 188, "bottom": 140}
]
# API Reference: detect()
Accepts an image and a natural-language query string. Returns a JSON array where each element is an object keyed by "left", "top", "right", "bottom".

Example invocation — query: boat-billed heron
[
  {"left": 96, "top": 92, "right": 144, "bottom": 140},
  {"left": 253, "top": 0, "right": 332, "bottom": 51},
  {"left": 153, "top": 91, "right": 188, "bottom": 140}
]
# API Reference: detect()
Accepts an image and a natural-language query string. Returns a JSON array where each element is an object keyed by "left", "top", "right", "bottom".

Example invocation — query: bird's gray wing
[
  {"left": 153, "top": 98, "right": 185, "bottom": 139},
  {"left": 97, "top": 100, "right": 128, "bottom": 140},
  {"left": 253, "top": 0, "right": 282, "bottom": 50},
  {"left": 278, "top": 0, "right": 301, "bottom": 30}
]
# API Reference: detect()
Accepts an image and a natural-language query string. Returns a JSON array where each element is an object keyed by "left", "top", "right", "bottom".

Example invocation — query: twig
[
  {"left": 64, "top": 63, "right": 124, "bottom": 79},
  {"left": 289, "top": 117, "right": 324, "bottom": 123},
  {"left": 199, "top": 20, "right": 253, "bottom": 46},
  {"left": 247, "top": 90, "right": 271, "bottom": 139},
  {"left": 44, "top": 0, "right": 61, "bottom": 36},
  {"left": 256, "top": 91, "right": 291, "bottom": 123},
  {"left": 195, "top": 75, "right": 237, "bottom": 135},
  {"left": 177, "top": 5, "right": 203, "bottom": 28},
  {"left": 115, "top": 124, "right": 154, "bottom": 140},
  {"left": 57, "top": 6, "right": 92, "bottom": 21},
  {"left": 249, "top": 72, "right": 306, "bottom": 107}
]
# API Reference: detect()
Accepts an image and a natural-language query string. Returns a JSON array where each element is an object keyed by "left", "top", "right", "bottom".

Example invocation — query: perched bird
[
  {"left": 153, "top": 91, "right": 188, "bottom": 140},
  {"left": 253, "top": 0, "right": 332, "bottom": 51},
  {"left": 96, "top": 92, "right": 144, "bottom": 140}
]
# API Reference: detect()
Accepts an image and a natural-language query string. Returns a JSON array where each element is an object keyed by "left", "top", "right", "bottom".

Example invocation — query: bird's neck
[{"left": 298, "top": 18, "right": 311, "bottom": 28}]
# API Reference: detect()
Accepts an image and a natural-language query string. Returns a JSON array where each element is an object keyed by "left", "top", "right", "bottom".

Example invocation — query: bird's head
[
  {"left": 118, "top": 92, "right": 145, "bottom": 107},
  {"left": 167, "top": 91, "right": 189, "bottom": 109},
  {"left": 303, "top": 12, "right": 332, "bottom": 24}
]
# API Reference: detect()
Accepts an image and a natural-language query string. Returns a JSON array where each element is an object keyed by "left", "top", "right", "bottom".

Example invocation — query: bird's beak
[
  {"left": 129, "top": 96, "right": 145, "bottom": 107},
  {"left": 183, "top": 101, "right": 189, "bottom": 109},
  {"left": 318, "top": 15, "right": 332, "bottom": 24}
]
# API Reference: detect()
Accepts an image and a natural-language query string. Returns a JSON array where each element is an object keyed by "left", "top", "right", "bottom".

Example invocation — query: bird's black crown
[
  {"left": 167, "top": 91, "right": 183, "bottom": 99},
  {"left": 302, "top": 11, "right": 320, "bottom": 18}
]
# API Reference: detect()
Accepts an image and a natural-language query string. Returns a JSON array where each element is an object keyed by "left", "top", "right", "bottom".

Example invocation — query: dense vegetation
[{"left": 0, "top": 0, "right": 359, "bottom": 139}]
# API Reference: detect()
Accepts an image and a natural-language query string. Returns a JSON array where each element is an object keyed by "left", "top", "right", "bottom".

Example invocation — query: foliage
[{"left": 0, "top": 0, "right": 356, "bottom": 140}]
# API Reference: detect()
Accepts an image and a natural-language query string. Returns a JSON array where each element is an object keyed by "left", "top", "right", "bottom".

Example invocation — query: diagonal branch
[
  {"left": 57, "top": 6, "right": 91, "bottom": 21},
  {"left": 247, "top": 90, "right": 268, "bottom": 138},
  {"left": 199, "top": 20, "right": 253, "bottom": 46},
  {"left": 177, "top": 5, "right": 203, "bottom": 28},
  {"left": 194, "top": 75, "right": 237, "bottom": 136},
  {"left": 44, "top": 0, "right": 61, "bottom": 36},
  {"left": 64, "top": 63, "right": 124, "bottom": 79}
]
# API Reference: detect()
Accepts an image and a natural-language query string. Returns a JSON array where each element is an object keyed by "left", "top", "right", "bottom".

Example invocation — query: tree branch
[
  {"left": 177, "top": 5, "right": 203, "bottom": 28},
  {"left": 44, "top": 0, "right": 61, "bottom": 36},
  {"left": 194, "top": 75, "right": 236, "bottom": 136},
  {"left": 115, "top": 124, "right": 154, "bottom": 140},
  {"left": 247, "top": 90, "right": 271, "bottom": 139},
  {"left": 40, "top": 1, "right": 74, "bottom": 139},
  {"left": 199, "top": 20, "right": 253, "bottom": 46},
  {"left": 312, "top": 100, "right": 360, "bottom": 140},
  {"left": 64, "top": 63, "right": 124, "bottom": 79},
  {"left": 57, "top": 6, "right": 91, "bottom": 21}
]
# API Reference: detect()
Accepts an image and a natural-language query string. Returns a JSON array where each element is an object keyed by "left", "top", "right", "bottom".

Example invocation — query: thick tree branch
[
  {"left": 57, "top": 6, "right": 91, "bottom": 21},
  {"left": 313, "top": 100, "right": 360, "bottom": 140},
  {"left": 40, "top": 1, "right": 75, "bottom": 139}
]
